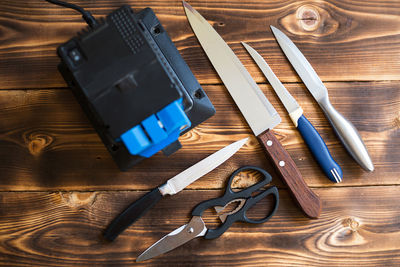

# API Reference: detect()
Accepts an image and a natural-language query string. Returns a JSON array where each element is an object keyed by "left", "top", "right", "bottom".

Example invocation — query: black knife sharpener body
[{"left": 57, "top": 6, "right": 215, "bottom": 170}]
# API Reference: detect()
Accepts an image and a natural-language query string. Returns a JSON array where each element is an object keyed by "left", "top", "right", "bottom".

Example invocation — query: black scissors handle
[{"left": 192, "top": 166, "right": 279, "bottom": 239}]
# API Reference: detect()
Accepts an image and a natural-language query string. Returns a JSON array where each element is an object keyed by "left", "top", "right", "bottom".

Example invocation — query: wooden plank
[
  {"left": 0, "top": 81, "right": 398, "bottom": 190},
  {"left": 0, "top": 0, "right": 399, "bottom": 89},
  {"left": 0, "top": 186, "right": 399, "bottom": 266}
]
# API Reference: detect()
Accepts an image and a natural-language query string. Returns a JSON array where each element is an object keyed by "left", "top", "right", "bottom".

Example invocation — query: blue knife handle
[{"left": 296, "top": 115, "right": 343, "bottom": 183}]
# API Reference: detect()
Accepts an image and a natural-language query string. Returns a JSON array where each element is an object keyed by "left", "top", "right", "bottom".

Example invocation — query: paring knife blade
[
  {"left": 242, "top": 42, "right": 343, "bottom": 183},
  {"left": 270, "top": 26, "right": 374, "bottom": 172},
  {"left": 103, "top": 138, "right": 248, "bottom": 241},
  {"left": 183, "top": 1, "right": 321, "bottom": 218},
  {"left": 159, "top": 138, "right": 248, "bottom": 195}
]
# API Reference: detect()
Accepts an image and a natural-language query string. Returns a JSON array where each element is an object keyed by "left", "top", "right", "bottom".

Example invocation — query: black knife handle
[{"left": 103, "top": 188, "right": 163, "bottom": 241}]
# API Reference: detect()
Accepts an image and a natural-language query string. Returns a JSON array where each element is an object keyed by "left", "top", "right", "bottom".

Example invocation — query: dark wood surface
[{"left": 0, "top": 0, "right": 399, "bottom": 266}]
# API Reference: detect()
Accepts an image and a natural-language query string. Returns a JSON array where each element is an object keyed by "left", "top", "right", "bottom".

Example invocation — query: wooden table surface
[{"left": 1, "top": 0, "right": 399, "bottom": 266}]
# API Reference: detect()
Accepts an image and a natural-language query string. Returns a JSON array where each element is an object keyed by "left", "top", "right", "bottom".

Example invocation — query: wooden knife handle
[{"left": 257, "top": 129, "right": 321, "bottom": 218}]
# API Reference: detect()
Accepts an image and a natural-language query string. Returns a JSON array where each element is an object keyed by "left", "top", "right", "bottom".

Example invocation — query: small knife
[
  {"left": 103, "top": 137, "right": 248, "bottom": 241},
  {"left": 270, "top": 26, "right": 374, "bottom": 172},
  {"left": 183, "top": 1, "right": 321, "bottom": 218},
  {"left": 242, "top": 42, "right": 343, "bottom": 183}
]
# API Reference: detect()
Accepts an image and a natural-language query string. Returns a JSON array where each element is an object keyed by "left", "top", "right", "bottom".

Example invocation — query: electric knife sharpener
[{"left": 56, "top": 5, "right": 215, "bottom": 170}]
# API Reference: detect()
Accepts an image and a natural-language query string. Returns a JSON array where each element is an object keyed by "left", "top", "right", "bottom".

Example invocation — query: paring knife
[
  {"left": 183, "top": 1, "right": 321, "bottom": 218},
  {"left": 270, "top": 26, "right": 374, "bottom": 172},
  {"left": 242, "top": 42, "right": 343, "bottom": 183},
  {"left": 103, "top": 137, "right": 248, "bottom": 241}
]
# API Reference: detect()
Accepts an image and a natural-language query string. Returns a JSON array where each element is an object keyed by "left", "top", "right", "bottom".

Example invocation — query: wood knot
[
  {"left": 297, "top": 5, "right": 321, "bottom": 31},
  {"left": 231, "top": 170, "right": 263, "bottom": 190},
  {"left": 25, "top": 132, "right": 53, "bottom": 156},
  {"left": 279, "top": 4, "right": 338, "bottom": 36},
  {"left": 323, "top": 217, "right": 366, "bottom": 246},
  {"left": 60, "top": 192, "right": 97, "bottom": 209},
  {"left": 342, "top": 217, "right": 360, "bottom": 231},
  {"left": 394, "top": 111, "right": 400, "bottom": 128}
]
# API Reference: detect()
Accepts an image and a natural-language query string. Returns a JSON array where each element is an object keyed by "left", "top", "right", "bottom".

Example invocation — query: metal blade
[
  {"left": 270, "top": 26, "right": 328, "bottom": 102},
  {"left": 183, "top": 1, "right": 281, "bottom": 136},
  {"left": 242, "top": 42, "right": 301, "bottom": 115},
  {"left": 136, "top": 216, "right": 207, "bottom": 262},
  {"left": 158, "top": 138, "right": 248, "bottom": 196}
]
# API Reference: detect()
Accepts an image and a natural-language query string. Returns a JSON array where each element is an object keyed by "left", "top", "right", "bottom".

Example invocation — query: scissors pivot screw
[{"left": 188, "top": 227, "right": 194, "bottom": 234}]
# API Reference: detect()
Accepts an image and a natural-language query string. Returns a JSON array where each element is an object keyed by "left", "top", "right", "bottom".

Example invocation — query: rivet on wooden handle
[{"left": 257, "top": 129, "right": 322, "bottom": 218}]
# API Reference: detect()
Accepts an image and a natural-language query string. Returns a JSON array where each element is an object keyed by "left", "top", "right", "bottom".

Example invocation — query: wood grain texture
[
  {"left": 0, "top": 0, "right": 399, "bottom": 89},
  {"left": 257, "top": 129, "right": 321, "bottom": 218},
  {"left": 0, "top": 187, "right": 399, "bottom": 266},
  {"left": 0, "top": 0, "right": 399, "bottom": 266},
  {"left": 0, "top": 81, "right": 397, "bottom": 190}
]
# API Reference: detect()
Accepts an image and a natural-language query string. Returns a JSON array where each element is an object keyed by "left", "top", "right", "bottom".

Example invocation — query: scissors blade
[{"left": 136, "top": 216, "right": 207, "bottom": 262}]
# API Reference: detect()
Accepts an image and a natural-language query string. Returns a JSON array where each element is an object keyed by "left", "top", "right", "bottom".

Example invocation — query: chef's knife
[
  {"left": 270, "top": 26, "right": 374, "bottom": 172},
  {"left": 183, "top": 1, "right": 321, "bottom": 218},
  {"left": 242, "top": 42, "right": 343, "bottom": 183},
  {"left": 103, "top": 137, "right": 248, "bottom": 241}
]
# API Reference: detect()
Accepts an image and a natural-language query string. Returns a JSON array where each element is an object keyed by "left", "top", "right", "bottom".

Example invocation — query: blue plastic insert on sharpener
[{"left": 120, "top": 99, "right": 191, "bottom": 158}]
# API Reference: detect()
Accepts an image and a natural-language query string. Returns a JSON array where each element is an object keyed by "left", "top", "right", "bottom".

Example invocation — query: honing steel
[
  {"left": 137, "top": 166, "right": 279, "bottom": 261},
  {"left": 242, "top": 42, "right": 343, "bottom": 183},
  {"left": 103, "top": 137, "right": 248, "bottom": 241},
  {"left": 270, "top": 26, "right": 374, "bottom": 172},
  {"left": 183, "top": 1, "right": 321, "bottom": 218}
]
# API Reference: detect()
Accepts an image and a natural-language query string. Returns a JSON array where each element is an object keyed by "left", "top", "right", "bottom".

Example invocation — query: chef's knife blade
[
  {"left": 182, "top": 2, "right": 280, "bottom": 136},
  {"left": 242, "top": 42, "right": 342, "bottom": 183},
  {"left": 183, "top": 1, "right": 321, "bottom": 218},
  {"left": 270, "top": 26, "right": 374, "bottom": 172},
  {"left": 103, "top": 138, "right": 248, "bottom": 241}
]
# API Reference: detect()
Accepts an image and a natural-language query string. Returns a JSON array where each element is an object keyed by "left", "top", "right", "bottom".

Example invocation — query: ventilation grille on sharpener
[{"left": 111, "top": 7, "right": 145, "bottom": 54}]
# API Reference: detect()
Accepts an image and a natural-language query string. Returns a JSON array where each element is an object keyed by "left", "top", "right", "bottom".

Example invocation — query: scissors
[{"left": 136, "top": 166, "right": 279, "bottom": 262}]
